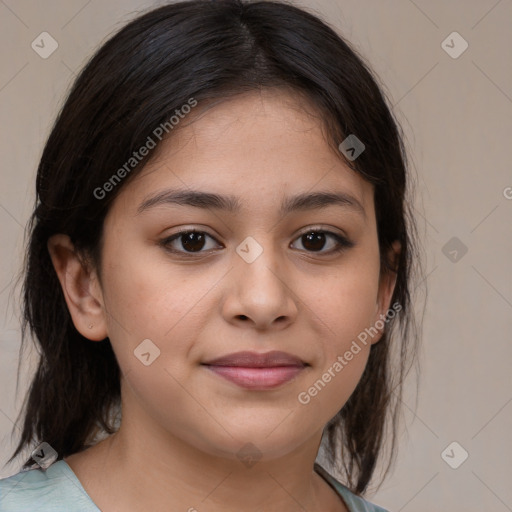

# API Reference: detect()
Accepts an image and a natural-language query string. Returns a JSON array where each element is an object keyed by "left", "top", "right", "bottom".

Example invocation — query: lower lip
[{"left": 204, "top": 365, "right": 305, "bottom": 390}]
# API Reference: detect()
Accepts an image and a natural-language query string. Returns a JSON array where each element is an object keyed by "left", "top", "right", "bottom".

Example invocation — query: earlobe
[{"left": 47, "top": 234, "right": 108, "bottom": 341}]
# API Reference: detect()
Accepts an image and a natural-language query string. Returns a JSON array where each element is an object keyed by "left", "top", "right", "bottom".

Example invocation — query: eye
[
  {"left": 290, "top": 229, "right": 354, "bottom": 255},
  {"left": 160, "top": 229, "right": 220, "bottom": 255},
  {"left": 160, "top": 227, "right": 354, "bottom": 257}
]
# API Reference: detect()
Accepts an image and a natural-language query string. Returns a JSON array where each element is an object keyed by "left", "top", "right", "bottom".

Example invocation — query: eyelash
[{"left": 159, "top": 227, "right": 354, "bottom": 257}]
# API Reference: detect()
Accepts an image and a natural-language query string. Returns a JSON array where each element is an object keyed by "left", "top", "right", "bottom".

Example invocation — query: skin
[{"left": 48, "top": 89, "right": 399, "bottom": 512}]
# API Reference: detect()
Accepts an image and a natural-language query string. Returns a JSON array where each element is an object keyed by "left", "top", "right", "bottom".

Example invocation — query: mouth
[{"left": 201, "top": 350, "right": 309, "bottom": 390}]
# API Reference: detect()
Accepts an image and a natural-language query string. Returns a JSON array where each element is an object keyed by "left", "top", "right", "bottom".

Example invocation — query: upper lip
[{"left": 202, "top": 350, "right": 307, "bottom": 367}]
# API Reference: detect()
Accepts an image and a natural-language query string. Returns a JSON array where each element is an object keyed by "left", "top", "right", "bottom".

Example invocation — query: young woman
[{"left": 0, "top": 1, "right": 420, "bottom": 511}]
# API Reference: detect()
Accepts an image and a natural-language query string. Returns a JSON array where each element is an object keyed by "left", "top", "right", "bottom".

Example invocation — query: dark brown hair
[{"left": 8, "top": 0, "right": 421, "bottom": 495}]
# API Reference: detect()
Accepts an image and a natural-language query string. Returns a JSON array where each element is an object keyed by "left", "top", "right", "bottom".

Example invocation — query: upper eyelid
[
  {"left": 162, "top": 227, "right": 352, "bottom": 253},
  {"left": 166, "top": 226, "right": 348, "bottom": 242}
]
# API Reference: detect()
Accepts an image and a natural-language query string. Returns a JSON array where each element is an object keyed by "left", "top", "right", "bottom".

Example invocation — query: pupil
[
  {"left": 183, "top": 232, "right": 205, "bottom": 252},
  {"left": 303, "top": 232, "right": 325, "bottom": 251}
]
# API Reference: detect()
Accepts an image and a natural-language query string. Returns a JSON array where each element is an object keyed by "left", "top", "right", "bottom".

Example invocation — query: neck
[{"left": 66, "top": 419, "right": 345, "bottom": 512}]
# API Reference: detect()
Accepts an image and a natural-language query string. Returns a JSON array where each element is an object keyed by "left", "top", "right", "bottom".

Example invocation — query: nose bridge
[
  {"left": 226, "top": 232, "right": 297, "bottom": 327},
  {"left": 235, "top": 233, "right": 285, "bottom": 294}
]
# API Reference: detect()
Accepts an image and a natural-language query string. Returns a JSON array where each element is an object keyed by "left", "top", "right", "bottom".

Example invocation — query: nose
[{"left": 221, "top": 241, "right": 299, "bottom": 331}]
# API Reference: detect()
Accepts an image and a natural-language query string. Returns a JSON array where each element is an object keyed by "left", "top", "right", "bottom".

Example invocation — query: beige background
[{"left": 1, "top": 1, "right": 511, "bottom": 511}]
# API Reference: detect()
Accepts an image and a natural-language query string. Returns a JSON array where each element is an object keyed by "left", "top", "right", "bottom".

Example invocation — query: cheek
[
  {"left": 100, "top": 246, "right": 229, "bottom": 395},
  {"left": 318, "top": 257, "right": 381, "bottom": 351},
  {"left": 100, "top": 255, "right": 215, "bottom": 436},
  {"left": 101, "top": 245, "right": 207, "bottom": 338},
  {"left": 296, "top": 294, "right": 377, "bottom": 425},
  {"left": 297, "top": 254, "right": 380, "bottom": 414}
]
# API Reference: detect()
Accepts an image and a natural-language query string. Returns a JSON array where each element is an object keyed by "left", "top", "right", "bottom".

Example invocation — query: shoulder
[
  {"left": 314, "top": 463, "right": 391, "bottom": 512},
  {"left": 0, "top": 460, "right": 99, "bottom": 512}
]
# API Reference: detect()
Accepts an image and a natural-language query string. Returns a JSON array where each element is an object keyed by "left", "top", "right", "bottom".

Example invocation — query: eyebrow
[{"left": 136, "top": 188, "right": 366, "bottom": 218}]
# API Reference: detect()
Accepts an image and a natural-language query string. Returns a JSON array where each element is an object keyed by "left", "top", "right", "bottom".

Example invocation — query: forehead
[{"left": 108, "top": 89, "right": 375, "bottom": 221}]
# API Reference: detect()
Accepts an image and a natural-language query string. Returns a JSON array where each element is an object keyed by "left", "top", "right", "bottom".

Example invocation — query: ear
[
  {"left": 47, "top": 234, "right": 108, "bottom": 341},
  {"left": 370, "top": 240, "right": 401, "bottom": 345}
]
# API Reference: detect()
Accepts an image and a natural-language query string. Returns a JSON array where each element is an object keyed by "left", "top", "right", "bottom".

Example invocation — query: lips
[
  {"left": 202, "top": 350, "right": 308, "bottom": 390},
  {"left": 202, "top": 350, "right": 306, "bottom": 368}
]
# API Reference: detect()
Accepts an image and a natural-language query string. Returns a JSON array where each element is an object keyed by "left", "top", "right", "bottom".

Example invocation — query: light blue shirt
[{"left": 0, "top": 460, "right": 389, "bottom": 511}]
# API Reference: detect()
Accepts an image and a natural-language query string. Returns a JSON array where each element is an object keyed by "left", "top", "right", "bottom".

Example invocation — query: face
[{"left": 54, "top": 89, "right": 397, "bottom": 463}]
